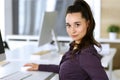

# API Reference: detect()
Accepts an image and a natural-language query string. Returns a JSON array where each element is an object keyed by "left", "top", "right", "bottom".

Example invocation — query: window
[{"left": 3, "top": 0, "right": 101, "bottom": 39}]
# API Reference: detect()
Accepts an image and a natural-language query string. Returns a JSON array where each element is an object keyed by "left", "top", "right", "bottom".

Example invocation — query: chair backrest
[{"left": 95, "top": 43, "right": 110, "bottom": 55}]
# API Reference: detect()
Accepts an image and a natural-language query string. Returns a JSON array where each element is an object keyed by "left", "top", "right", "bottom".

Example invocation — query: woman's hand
[{"left": 24, "top": 63, "right": 39, "bottom": 71}]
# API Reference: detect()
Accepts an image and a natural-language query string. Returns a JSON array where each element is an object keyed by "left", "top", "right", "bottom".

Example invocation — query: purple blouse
[{"left": 38, "top": 45, "right": 109, "bottom": 80}]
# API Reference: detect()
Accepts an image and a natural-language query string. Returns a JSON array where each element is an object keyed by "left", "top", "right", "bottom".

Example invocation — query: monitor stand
[
  {"left": 0, "top": 53, "right": 6, "bottom": 61},
  {"left": 0, "top": 53, "right": 9, "bottom": 67}
]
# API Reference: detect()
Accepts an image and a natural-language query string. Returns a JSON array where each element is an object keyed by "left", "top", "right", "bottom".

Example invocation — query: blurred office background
[
  {"left": 0, "top": 0, "right": 120, "bottom": 39},
  {"left": 1, "top": 0, "right": 120, "bottom": 79},
  {"left": 3, "top": 0, "right": 73, "bottom": 37},
  {"left": 1, "top": 0, "right": 101, "bottom": 39}
]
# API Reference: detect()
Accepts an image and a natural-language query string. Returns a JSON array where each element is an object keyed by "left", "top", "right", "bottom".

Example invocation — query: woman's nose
[{"left": 71, "top": 26, "right": 76, "bottom": 33}]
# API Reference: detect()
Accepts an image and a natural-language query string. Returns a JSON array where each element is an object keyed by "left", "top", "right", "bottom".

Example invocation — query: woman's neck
[{"left": 75, "top": 41, "right": 81, "bottom": 44}]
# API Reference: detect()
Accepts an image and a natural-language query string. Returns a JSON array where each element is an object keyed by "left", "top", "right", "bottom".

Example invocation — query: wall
[
  {"left": 0, "top": 0, "right": 5, "bottom": 40},
  {"left": 5, "top": 0, "right": 13, "bottom": 36},
  {"left": 101, "top": 0, "right": 120, "bottom": 38},
  {"left": 101, "top": 0, "right": 120, "bottom": 70}
]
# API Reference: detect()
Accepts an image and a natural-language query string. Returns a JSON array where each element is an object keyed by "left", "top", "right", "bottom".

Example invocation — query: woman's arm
[
  {"left": 39, "top": 64, "right": 59, "bottom": 73},
  {"left": 24, "top": 63, "right": 59, "bottom": 73}
]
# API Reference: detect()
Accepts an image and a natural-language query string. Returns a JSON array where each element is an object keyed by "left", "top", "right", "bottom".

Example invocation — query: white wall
[
  {"left": 85, "top": 0, "right": 101, "bottom": 39},
  {"left": 5, "top": 0, "right": 13, "bottom": 36},
  {"left": 0, "top": 0, "right": 5, "bottom": 40}
]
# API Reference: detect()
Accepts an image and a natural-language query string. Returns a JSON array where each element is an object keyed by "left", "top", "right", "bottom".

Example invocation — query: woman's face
[{"left": 66, "top": 12, "right": 89, "bottom": 44}]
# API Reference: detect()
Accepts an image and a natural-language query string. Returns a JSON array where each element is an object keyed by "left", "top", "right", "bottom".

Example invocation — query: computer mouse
[{"left": 21, "top": 66, "right": 31, "bottom": 71}]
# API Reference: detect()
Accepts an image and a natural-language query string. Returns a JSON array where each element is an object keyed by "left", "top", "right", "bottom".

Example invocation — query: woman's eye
[
  {"left": 76, "top": 24, "right": 80, "bottom": 27},
  {"left": 66, "top": 24, "right": 71, "bottom": 28}
]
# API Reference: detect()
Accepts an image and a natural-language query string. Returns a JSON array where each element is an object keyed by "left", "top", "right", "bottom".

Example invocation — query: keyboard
[{"left": 0, "top": 71, "right": 32, "bottom": 80}]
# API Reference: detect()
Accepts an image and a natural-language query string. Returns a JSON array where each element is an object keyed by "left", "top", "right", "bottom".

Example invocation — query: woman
[{"left": 24, "top": 0, "right": 109, "bottom": 80}]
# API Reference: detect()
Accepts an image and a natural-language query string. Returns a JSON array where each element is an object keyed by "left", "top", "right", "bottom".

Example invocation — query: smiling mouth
[{"left": 71, "top": 35, "right": 77, "bottom": 38}]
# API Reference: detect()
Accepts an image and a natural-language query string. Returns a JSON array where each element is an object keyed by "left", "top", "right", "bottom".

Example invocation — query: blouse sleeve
[
  {"left": 79, "top": 50, "right": 109, "bottom": 80},
  {"left": 38, "top": 64, "right": 59, "bottom": 73}
]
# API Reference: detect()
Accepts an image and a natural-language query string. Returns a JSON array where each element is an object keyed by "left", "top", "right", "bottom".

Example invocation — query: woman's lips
[{"left": 71, "top": 35, "right": 78, "bottom": 38}]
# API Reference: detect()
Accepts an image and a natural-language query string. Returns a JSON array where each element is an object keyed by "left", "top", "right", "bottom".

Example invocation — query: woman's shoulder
[
  {"left": 77, "top": 45, "right": 102, "bottom": 67},
  {"left": 81, "top": 45, "right": 96, "bottom": 54},
  {"left": 79, "top": 45, "right": 102, "bottom": 59}
]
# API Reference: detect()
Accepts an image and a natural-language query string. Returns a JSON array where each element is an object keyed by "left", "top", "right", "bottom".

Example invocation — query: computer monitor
[
  {"left": 0, "top": 30, "right": 6, "bottom": 61},
  {"left": 38, "top": 11, "right": 60, "bottom": 52}
]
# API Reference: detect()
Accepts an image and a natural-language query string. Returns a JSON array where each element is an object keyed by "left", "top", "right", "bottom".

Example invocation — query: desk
[
  {"left": 1, "top": 44, "right": 60, "bottom": 80},
  {"left": 0, "top": 61, "right": 54, "bottom": 80},
  {"left": 1, "top": 44, "right": 116, "bottom": 80}
]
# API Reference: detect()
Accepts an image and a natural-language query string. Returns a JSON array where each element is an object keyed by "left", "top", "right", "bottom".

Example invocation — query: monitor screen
[
  {"left": 0, "top": 30, "right": 6, "bottom": 61},
  {"left": 38, "top": 11, "right": 57, "bottom": 46},
  {"left": 0, "top": 30, "right": 4, "bottom": 54}
]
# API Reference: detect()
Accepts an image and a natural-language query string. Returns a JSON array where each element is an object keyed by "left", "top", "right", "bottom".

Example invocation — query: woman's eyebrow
[
  {"left": 74, "top": 21, "right": 81, "bottom": 24},
  {"left": 66, "top": 22, "right": 68, "bottom": 24}
]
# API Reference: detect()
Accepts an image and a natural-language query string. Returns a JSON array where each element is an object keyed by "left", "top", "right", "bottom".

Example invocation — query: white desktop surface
[
  {"left": 0, "top": 61, "right": 53, "bottom": 80},
  {"left": 0, "top": 44, "right": 116, "bottom": 80},
  {"left": 1, "top": 44, "right": 60, "bottom": 80}
]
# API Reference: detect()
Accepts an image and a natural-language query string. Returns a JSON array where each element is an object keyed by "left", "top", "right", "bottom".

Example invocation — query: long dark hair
[{"left": 66, "top": 0, "right": 101, "bottom": 56}]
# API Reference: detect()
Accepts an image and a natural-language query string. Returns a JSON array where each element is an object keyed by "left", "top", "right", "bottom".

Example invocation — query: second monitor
[{"left": 38, "top": 11, "right": 60, "bottom": 52}]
